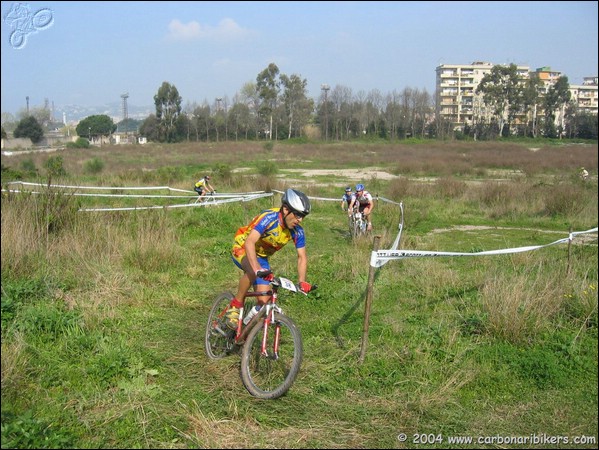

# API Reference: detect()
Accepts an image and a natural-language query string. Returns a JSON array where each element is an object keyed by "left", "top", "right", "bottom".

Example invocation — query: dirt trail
[{"left": 285, "top": 167, "right": 399, "bottom": 181}]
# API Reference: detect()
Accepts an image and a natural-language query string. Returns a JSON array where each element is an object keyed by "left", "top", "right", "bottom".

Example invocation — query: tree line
[
  {"left": 2, "top": 62, "right": 597, "bottom": 144},
  {"left": 141, "top": 62, "right": 597, "bottom": 142}
]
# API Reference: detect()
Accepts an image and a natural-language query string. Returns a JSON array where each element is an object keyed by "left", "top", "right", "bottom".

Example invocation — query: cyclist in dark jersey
[
  {"left": 225, "top": 188, "right": 314, "bottom": 329},
  {"left": 340, "top": 186, "right": 355, "bottom": 211}
]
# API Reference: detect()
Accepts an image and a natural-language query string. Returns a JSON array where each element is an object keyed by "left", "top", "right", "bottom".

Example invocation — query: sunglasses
[{"left": 293, "top": 211, "right": 306, "bottom": 219}]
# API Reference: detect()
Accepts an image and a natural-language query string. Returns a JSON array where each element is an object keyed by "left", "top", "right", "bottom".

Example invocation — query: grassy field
[{"left": 1, "top": 139, "right": 598, "bottom": 448}]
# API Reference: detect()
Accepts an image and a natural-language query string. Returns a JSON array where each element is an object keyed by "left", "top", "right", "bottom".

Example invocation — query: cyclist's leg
[
  {"left": 194, "top": 187, "right": 203, "bottom": 203},
  {"left": 239, "top": 256, "right": 271, "bottom": 305},
  {"left": 226, "top": 253, "right": 251, "bottom": 329},
  {"left": 363, "top": 205, "right": 373, "bottom": 230},
  {"left": 227, "top": 254, "right": 269, "bottom": 328}
]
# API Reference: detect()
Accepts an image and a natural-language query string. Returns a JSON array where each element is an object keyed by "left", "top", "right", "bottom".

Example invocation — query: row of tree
[
  {"left": 139, "top": 62, "right": 596, "bottom": 142},
  {"left": 2, "top": 63, "right": 597, "bottom": 144}
]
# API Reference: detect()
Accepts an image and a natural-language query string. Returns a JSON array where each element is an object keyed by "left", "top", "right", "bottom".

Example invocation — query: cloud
[
  {"left": 166, "top": 18, "right": 251, "bottom": 42},
  {"left": 167, "top": 19, "right": 201, "bottom": 41}
]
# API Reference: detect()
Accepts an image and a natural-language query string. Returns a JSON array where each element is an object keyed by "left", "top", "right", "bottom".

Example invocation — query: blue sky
[{"left": 1, "top": 1, "right": 597, "bottom": 118}]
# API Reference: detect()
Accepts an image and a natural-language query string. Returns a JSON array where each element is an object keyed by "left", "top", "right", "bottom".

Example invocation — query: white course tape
[
  {"left": 1, "top": 181, "right": 272, "bottom": 212},
  {"left": 370, "top": 227, "right": 598, "bottom": 268},
  {"left": 6, "top": 181, "right": 174, "bottom": 191},
  {"left": 78, "top": 192, "right": 273, "bottom": 212}
]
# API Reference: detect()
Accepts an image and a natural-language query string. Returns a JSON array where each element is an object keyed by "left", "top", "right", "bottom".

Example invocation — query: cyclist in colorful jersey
[
  {"left": 340, "top": 186, "right": 355, "bottom": 211},
  {"left": 194, "top": 175, "right": 215, "bottom": 201},
  {"left": 348, "top": 183, "right": 374, "bottom": 231},
  {"left": 225, "top": 188, "right": 313, "bottom": 329}
]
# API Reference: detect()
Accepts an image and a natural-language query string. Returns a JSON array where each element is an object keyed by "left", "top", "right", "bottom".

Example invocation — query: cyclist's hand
[
  {"left": 256, "top": 269, "right": 274, "bottom": 281},
  {"left": 299, "top": 281, "right": 312, "bottom": 293}
]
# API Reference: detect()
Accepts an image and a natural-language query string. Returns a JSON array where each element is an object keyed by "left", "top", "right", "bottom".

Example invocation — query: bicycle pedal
[{"left": 211, "top": 323, "right": 229, "bottom": 338}]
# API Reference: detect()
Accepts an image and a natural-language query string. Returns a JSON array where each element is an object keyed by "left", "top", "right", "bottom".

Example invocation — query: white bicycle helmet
[{"left": 281, "top": 188, "right": 311, "bottom": 216}]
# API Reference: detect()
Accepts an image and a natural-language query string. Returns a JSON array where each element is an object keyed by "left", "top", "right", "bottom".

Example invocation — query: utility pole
[
  {"left": 121, "top": 93, "right": 129, "bottom": 142},
  {"left": 321, "top": 84, "right": 330, "bottom": 141},
  {"left": 215, "top": 98, "right": 222, "bottom": 142}
]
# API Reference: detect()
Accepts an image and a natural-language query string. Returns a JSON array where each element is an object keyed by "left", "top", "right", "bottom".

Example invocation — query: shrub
[
  {"left": 255, "top": 160, "right": 278, "bottom": 177},
  {"left": 83, "top": 157, "right": 104, "bottom": 174},
  {"left": 20, "top": 158, "right": 37, "bottom": 175},
  {"left": 65, "top": 137, "right": 91, "bottom": 149},
  {"left": 544, "top": 183, "right": 586, "bottom": 216},
  {"left": 212, "top": 163, "right": 232, "bottom": 183},
  {"left": 43, "top": 156, "right": 67, "bottom": 179}
]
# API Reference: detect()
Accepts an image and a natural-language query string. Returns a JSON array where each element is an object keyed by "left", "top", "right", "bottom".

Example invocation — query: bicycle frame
[
  {"left": 235, "top": 287, "right": 281, "bottom": 349},
  {"left": 192, "top": 192, "right": 217, "bottom": 204}
]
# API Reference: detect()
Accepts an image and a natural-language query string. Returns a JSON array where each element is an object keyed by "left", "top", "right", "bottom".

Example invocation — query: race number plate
[{"left": 278, "top": 277, "right": 297, "bottom": 292}]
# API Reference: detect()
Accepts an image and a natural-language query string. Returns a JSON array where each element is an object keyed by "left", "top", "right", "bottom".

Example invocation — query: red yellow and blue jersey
[{"left": 232, "top": 208, "right": 306, "bottom": 262}]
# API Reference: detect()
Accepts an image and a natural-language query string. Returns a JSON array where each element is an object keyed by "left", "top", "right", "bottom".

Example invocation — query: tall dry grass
[
  {"left": 2, "top": 141, "right": 597, "bottom": 181},
  {"left": 1, "top": 187, "right": 179, "bottom": 313},
  {"left": 481, "top": 257, "right": 567, "bottom": 343}
]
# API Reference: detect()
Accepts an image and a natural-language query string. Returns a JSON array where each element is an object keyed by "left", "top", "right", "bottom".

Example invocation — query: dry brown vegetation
[{"left": 2, "top": 140, "right": 597, "bottom": 181}]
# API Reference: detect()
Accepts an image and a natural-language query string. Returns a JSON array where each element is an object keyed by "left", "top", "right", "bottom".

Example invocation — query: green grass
[{"left": 1, "top": 140, "right": 597, "bottom": 448}]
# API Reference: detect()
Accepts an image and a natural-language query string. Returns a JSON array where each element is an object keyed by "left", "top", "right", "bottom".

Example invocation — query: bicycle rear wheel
[
  {"left": 205, "top": 292, "right": 236, "bottom": 359},
  {"left": 240, "top": 312, "right": 303, "bottom": 399}
]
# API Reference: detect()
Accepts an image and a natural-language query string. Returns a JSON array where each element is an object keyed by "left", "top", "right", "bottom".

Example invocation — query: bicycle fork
[
  {"left": 237, "top": 305, "right": 280, "bottom": 360},
  {"left": 260, "top": 313, "right": 281, "bottom": 360}
]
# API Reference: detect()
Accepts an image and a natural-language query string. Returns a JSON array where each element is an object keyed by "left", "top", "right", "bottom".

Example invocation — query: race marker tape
[
  {"left": 78, "top": 192, "right": 273, "bottom": 212},
  {"left": 370, "top": 227, "right": 598, "bottom": 268},
  {"left": 1, "top": 182, "right": 271, "bottom": 212}
]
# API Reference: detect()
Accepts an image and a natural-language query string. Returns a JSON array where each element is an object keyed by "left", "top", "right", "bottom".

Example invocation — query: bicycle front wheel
[
  {"left": 205, "top": 292, "right": 236, "bottom": 359},
  {"left": 240, "top": 313, "right": 303, "bottom": 399},
  {"left": 353, "top": 217, "right": 363, "bottom": 238}
]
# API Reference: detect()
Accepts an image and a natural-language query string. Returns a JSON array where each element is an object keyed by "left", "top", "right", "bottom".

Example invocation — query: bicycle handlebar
[{"left": 271, "top": 276, "right": 317, "bottom": 295}]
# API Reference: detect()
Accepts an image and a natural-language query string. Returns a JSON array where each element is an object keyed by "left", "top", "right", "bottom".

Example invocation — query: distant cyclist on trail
[
  {"left": 194, "top": 175, "right": 216, "bottom": 201},
  {"left": 348, "top": 183, "right": 374, "bottom": 231},
  {"left": 224, "top": 188, "right": 314, "bottom": 329},
  {"left": 580, "top": 167, "right": 589, "bottom": 181},
  {"left": 340, "top": 186, "right": 355, "bottom": 211}
]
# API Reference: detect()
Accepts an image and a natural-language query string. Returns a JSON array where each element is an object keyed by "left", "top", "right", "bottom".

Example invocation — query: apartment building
[
  {"left": 569, "top": 76, "right": 598, "bottom": 116},
  {"left": 435, "top": 62, "right": 598, "bottom": 130}
]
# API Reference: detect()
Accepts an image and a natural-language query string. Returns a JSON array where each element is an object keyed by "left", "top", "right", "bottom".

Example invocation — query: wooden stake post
[{"left": 359, "top": 235, "right": 381, "bottom": 363}]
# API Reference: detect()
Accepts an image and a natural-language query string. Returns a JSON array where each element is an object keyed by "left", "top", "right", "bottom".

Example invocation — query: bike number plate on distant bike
[{"left": 278, "top": 277, "right": 297, "bottom": 292}]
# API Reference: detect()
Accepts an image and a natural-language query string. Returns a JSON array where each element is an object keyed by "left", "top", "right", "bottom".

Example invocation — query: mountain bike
[
  {"left": 349, "top": 206, "right": 368, "bottom": 239},
  {"left": 205, "top": 275, "right": 316, "bottom": 399},
  {"left": 189, "top": 191, "right": 217, "bottom": 205}
]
